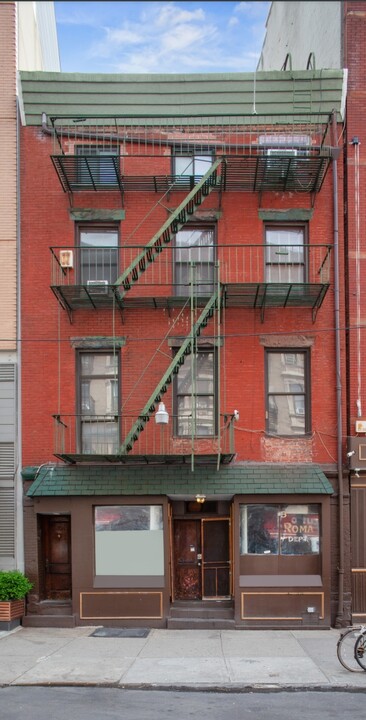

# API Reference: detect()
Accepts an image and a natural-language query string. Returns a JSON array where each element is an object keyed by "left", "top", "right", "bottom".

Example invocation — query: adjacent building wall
[
  {"left": 259, "top": 1, "right": 342, "bottom": 70},
  {"left": 0, "top": 1, "right": 59, "bottom": 571},
  {"left": 18, "top": 1, "right": 60, "bottom": 72}
]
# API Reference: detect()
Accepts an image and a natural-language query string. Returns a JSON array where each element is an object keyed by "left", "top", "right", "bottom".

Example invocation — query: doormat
[{"left": 90, "top": 627, "right": 150, "bottom": 638}]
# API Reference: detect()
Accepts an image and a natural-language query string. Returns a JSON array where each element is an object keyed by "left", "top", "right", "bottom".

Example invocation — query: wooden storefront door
[
  {"left": 202, "top": 518, "right": 231, "bottom": 598},
  {"left": 40, "top": 515, "right": 72, "bottom": 600},
  {"left": 174, "top": 519, "right": 202, "bottom": 600},
  {"left": 173, "top": 517, "right": 230, "bottom": 600}
]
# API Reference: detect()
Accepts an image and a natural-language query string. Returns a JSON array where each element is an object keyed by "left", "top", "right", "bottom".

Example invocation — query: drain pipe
[{"left": 332, "top": 110, "right": 344, "bottom": 627}]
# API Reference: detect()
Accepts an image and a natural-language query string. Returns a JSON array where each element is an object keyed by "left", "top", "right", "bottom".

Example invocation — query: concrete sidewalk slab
[{"left": 0, "top": 626, "right": 365, "bottom": 690}]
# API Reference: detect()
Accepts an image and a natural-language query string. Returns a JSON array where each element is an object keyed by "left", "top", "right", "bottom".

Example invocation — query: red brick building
[{"left": 19, "top": 69, "right": 347, "bottom": 628}]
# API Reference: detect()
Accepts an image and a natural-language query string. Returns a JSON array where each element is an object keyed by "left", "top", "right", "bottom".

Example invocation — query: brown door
[
  {"left": 202, "top": 519, "right": 230, "bottom": 598},
  {"left": 174, "top": 519, "right": 202, "bottom": 600},
  {"left": 351, "top": 487, "right": 366, "bottom": 620},
  {"left": 40, "top": 515, "right": 71, "bottom": 600},
  {"left": 173, "top": 517, "right": 231, "bottom": 600}
]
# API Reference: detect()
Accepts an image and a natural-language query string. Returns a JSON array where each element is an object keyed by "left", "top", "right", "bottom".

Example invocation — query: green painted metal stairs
[
  {"left": 119, "top": 289, "right": 220, "bottom": 454},
  {"left": 114, "top": 158, "right": 223, "bottom": 295}
]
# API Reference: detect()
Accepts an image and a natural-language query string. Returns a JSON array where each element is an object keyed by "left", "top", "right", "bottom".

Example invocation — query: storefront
[{"left": 22, "top": 464, "right": 334, "bottom": 628}]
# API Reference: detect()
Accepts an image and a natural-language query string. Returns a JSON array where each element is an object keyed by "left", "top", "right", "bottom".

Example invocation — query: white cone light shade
[{"left": 155, "top": 402, "right": 169, "bottom": 424}]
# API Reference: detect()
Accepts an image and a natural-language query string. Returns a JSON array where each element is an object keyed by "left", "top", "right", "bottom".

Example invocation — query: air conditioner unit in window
[
  {"left": 295, "top": 407, "right": 305, "bottom": 416},
  {"left": 267, "top": 148, "right": 298, "bottom": 157},
  {"left": 86, "top": 280, "right": 109, "bottom": 295},
  {"left": 59, "top": 250, "right": 74, "bottom": 268}
]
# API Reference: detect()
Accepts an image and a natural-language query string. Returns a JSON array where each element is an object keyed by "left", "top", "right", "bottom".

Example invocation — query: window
[
  {"left": 77, "top": 225, "right": 118, "bottom": 287},
  {"left": 240, "top": 504, "right": 320, "bottom": 556},
  {"left": 173, "top": 151, "right": 213, "bottom": 185},
  {"left": 95, "top": 505, "right": 164, "bottom": 576},
  {"left": 174, "top": 348, "right": 217, "bottom": 437},
  {"left": 265, "top": 225, "right": 306, "bottom": 283},
  {"left": 78, "top": 351, "right": 119, "bottom": 454},
  {"left": 76, "top": 144, "right": 119, "bottom": 187},
  {"left": 174, "top": 226, "right": 215, "bottom": 296},
  {"left": 266, "top": 350, "right": 310, "bottom": 435}
]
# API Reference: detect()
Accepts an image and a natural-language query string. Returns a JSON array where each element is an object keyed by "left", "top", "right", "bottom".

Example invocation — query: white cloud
[
  {"left": 56, "top": 1, "right": 270, "bottom": 74},
  {"left": 105, "top": 27, "right": 142, "bottom": 45},
  {"left": 234, "top": 1, "right": 269, "bottom": 18},
  {"left": 87, "top": 2, "right": 217, "bottom": 69},
  {"left": 161, "top": 23, "right": 217, "bottom": 53},
  {"left": 152, "top": 4, "right": 206, "bottom": 28}
]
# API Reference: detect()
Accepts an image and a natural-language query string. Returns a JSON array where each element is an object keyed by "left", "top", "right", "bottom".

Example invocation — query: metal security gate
[{"left": 351, "top": 486, "right": 366, "bottom": 621}]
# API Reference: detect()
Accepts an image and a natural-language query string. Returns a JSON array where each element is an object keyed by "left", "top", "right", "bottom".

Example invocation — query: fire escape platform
[
  {"left": 51, "top": 282, "right": 330, "bottom": 313},
  {"left": 53, "top": 451, "right": 235, "bottom": 466},
  {"left": 51, "top": 152, "right": 331, "bottom": 195}
]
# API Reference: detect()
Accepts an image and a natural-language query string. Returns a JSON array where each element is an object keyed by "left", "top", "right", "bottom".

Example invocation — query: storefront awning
[{"left": 23, "top": 463, "right": 334, "bottom": 498}]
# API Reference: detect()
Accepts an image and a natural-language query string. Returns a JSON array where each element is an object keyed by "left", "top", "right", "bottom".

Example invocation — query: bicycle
[
  {"left": 354, "top": 628, "right": 366, "bottom": 670},
  {"left": 337, "top": 625, "right": 366, "bottom": 672}
]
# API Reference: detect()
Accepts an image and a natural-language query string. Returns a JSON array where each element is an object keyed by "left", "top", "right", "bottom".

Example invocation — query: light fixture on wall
[
  {"left": 155, "top": 402, "right": 169, "bottom": 424},
  {"left": 195, "top": 494, "right": 206, "bottom": 504}
]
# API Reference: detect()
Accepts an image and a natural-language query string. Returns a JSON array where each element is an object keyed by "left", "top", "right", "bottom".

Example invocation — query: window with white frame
[
  {"left": 266, "top": 349, "right": 310, "bottom": 435},
  {"left": 77, "top": 224, "right": 119, "bottom": 287},
  {"left": 173, "top": 151, "right": 213, "bottom": 183},
  {"left": 174, "top": 226, "right": 215, "bottom": 296},
  {"left": 265, "top": 225, "right": 306, "bottom": 283},
  {"left": 78, "top": 351, "right": 119, "bottom": 454},
  {"left": 174, "top": 348, "right": 217, "bottom": 437}
]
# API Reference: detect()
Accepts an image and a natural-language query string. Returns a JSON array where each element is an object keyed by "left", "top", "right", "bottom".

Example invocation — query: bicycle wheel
[
  {"left": 354, "top": 631, "right": 366, "bottom": 670},
  {"left": 337, "top": 627, "right": 364, "bottom": 672}
]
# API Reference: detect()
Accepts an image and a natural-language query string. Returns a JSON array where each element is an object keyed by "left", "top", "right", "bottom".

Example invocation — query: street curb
[{"left": 2, "top": 682, "right": 366, "bottom": 693}]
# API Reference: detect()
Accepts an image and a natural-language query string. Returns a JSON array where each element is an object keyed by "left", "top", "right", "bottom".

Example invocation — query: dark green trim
[
  {"left": 24, "top": 464, "right": 334, "bottom": 497},
  {"left": 21, "top": 466, "right": 40, "bottom": 481},
  {"left": 258, "top": 209, "right": 314, "bottom": 221},
  {"left": 69, "top": 209, "right": 125, "bottom": 221},
  {"left": 20, "top": 69, "right": 346, "bottom": 125},
  {"left": 70, "top": 337, "right": 126, "bottom": 349}
]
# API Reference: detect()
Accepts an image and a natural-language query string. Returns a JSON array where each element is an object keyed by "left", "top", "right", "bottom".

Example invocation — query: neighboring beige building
[{"left": 0, "top": 1, "right": 59, "bottom": 570}]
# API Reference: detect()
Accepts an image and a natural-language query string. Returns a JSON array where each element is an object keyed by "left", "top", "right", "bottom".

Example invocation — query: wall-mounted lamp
[
  {"left": 355, "top": 469, "right": 361, "bottom": 478},
  {"left": 195, "top": 494, "right": 206, "bottom": 504},
  {"left": 347, "top": 450, "right": 356, "bottom": 458},
  {"left": 155, "top": 402, "right": 169, "bottom": 425}
]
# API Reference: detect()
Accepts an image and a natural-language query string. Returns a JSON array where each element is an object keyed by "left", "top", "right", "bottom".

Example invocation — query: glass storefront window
[
  {"left": 240, "top": 504, "right": 320, "bottom": 556},
  {"left": 95, "top": 505, "right": 164, "bottom": 576}
]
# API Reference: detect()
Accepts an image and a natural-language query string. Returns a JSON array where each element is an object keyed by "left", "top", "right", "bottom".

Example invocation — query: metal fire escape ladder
[
  {"left": 118, "top": 289, "right": 220, "bottom": 454},
  {"left": 114, "top": 158, "right": 223, "bottom": 295}
]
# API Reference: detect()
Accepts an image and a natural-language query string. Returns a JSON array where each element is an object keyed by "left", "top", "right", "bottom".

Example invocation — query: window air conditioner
[
  {"left": 267, "top": 148, "right": 298, "bottom": 157},
  {"left": 59, "top": 250, "right": 74, "bottom": 268},
  {"left": 86, "top": 280, "right": 109, "bottom": 295}
]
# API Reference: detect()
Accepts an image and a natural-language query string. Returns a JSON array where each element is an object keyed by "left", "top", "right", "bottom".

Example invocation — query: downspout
[
  {"left": 332, "top": 110, "right": 344, "bottom": 627},
  {"left": 16, "top": 98, "right": 24, "bottom": 571}
]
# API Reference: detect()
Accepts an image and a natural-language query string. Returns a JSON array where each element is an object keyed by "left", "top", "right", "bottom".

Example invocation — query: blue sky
[{"left": 55, "top": 1, "right": 270, "bottom": 74}]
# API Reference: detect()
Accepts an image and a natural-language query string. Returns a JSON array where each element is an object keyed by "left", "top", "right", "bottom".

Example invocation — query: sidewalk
[{"left": 0, "top": 626, "right": 365, "bottom": 690}]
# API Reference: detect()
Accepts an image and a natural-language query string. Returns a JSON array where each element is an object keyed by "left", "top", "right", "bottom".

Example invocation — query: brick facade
[{"left": 19, "top": 72, "right": 347, "bottom": 628}]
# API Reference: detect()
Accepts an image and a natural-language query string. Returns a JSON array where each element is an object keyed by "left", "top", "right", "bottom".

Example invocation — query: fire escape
[{"left": 48, "top": 114, "right": 334, "bottom": 465}]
